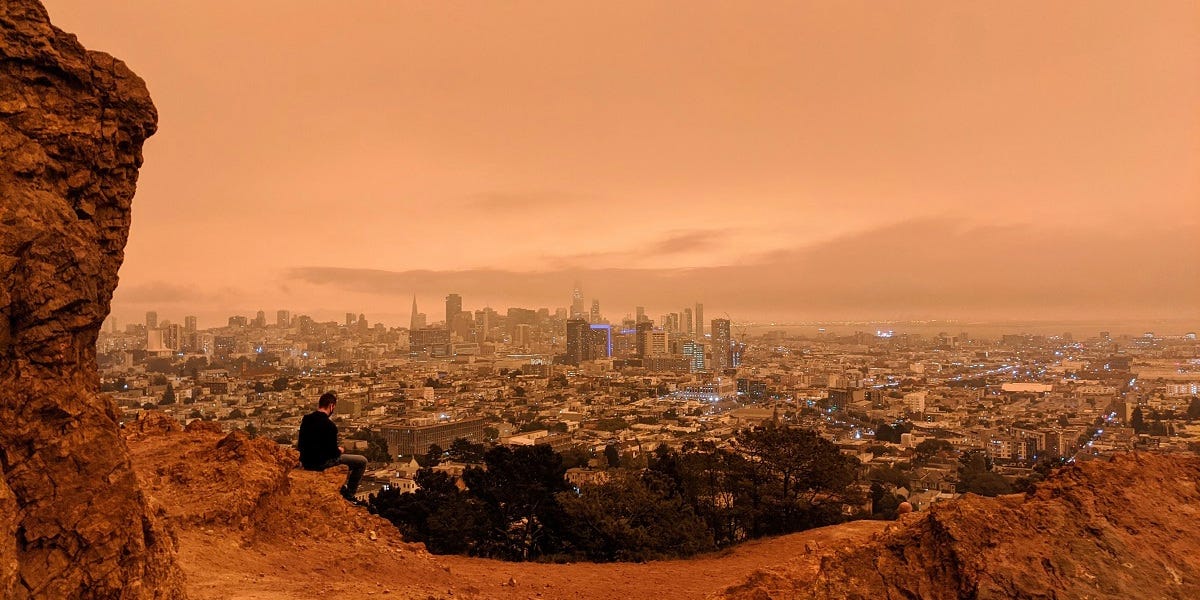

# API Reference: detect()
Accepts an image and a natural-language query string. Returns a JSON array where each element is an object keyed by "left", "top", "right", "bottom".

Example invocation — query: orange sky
[{"left": 43, "top": 1, "right": 1200, "bottom": 328}]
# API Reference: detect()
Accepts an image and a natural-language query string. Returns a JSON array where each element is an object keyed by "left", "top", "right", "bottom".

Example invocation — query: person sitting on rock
[{"left": 298, "top": 391, "right": 368, "bottom": 503}]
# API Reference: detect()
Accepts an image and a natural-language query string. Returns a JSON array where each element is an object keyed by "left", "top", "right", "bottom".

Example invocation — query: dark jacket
[{"left": 298, "top": 410, "right": 341, "bottom": 469}]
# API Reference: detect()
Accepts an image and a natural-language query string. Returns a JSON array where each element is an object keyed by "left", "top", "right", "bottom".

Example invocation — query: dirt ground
[
  {"left": 127, "top": 423, "right": 886, "bottom": 600},
  {"left": 176, "top": 514, "right": 885, "bottom": 600}
]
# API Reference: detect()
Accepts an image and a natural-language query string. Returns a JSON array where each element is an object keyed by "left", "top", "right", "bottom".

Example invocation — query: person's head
[{"left": 318, "top": 391, "right": 338, "bottom": 414}]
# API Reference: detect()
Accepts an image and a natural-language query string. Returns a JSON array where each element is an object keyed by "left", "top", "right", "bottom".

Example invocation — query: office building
[
  {"left": 682, "top": 339, "right": 705, "bottom": 372},
  {"left": 570, "top": 283, "right": 585, "bottom": 319},
  {"left": 445, "top": 293, "right": 462, "bottom": 328},
  {"left": 590, "top": 299, "right": 601, "bottom": 323},
  {"left": 636, "top": 321, "right": 654, "bottom": 358},
  {"left": 381, "top": 417, "right": 486, "bottom": 457},
  {"left": 565, "top": 318, "right": 591, "bottom": 365},
  {"left": 711, "top": 318, "right": 731, "bottom": 370}
]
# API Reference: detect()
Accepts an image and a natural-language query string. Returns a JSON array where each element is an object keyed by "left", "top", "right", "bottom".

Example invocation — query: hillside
[
  {"left": 124, "top": 412, "right": 1200, "bottom": 600},
  {"left": 5, "top": 1, "right": 1200, "bottom": 598},
  {"left": 125, "top": 412, "right": 886, "bottom": 599}
]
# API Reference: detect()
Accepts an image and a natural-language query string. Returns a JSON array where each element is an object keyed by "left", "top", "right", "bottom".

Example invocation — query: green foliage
[
  {"left": 869, "top": 482, "right": 903, "bottom": 519},
  {"left": 145, "top": 357, "right": 174, "bottom": 374},
  {"left": 372, "top": 469, "right": 491, "bottom": 555},
  {"left": 461, "top": 444, "right": 572, "bottom": 560},
  {"left": 422, "top": 443, "right": 444, "bottom": 467},
  {"left": 868, "top": 465, "right": 911, "bottom": 489},
  {"left": 875, "top": 421, "right": 912, "bottom": 443},
  {"left": 557, "top": 472, "right": 715, "bottom": 561},
  {"left": 1187, "top": 397, "right": 1200, "bottom": 420},
  {"left": 913, "top": 439, "right": 953, "bottom": 465},
  {"left": 959, "top": 471, "right": 1013, "bottom": 496},
  {"left": 372, "top": 426, "right": 867, "bottom": 562},
  {"left": 447, "top": 437, "right": 486, "bottom": 463},
  {"left": 364, "top": 435, "right": 391, "bottom": 463},
  {"left": 733, "top": 425, "right": 862, "bottom": 535},
  {"left": 594, "top": 418, "right": 628, "bottom": 432},
  {"left": 603, "top": 443, "right": 621, "bottom": 469},
  {"left": 559, "top": 444, "right": 592, "bottom": 469},
  {"left": 159, "top": 382, "right": 176, "bottom": 405},
  {"left": 1131, "top": 406, "right": 1146, "bottom": 433},
  {"left": 958, "top": 449, "right": 991, "bottom": 474}
]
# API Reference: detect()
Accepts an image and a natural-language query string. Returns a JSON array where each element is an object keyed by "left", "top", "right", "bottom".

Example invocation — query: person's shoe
[{"left": 340, "top": 486, "right": 364, "bottom": 505}]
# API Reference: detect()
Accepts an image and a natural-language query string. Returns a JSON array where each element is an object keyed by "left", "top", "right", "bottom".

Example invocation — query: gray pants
[{"left": 322, "top": 454, "right": 367, "bottom": 496}]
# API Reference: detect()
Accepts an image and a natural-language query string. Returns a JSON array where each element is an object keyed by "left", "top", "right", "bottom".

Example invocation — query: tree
[
  {"left": 734, "top": 425, "right": 862, "bottom": 535},
  {"left": 869, "top": 482, "right": 902, "bottom": 519},
  {"left": 272, "top": 376, "right": 289, "bottom": 392},
  {"left": 603, "top": 443, "right": 621, "bottom": 469},
  {"left": 371, "top": 468, "right": 490, "bottom": 555},
  {"left": 557, "top": 472, "right": 716, "bottom": 561},
  {"left": 365, "top": 436, "right": 391, "bottom": 463},
  {"left": 1131, "top": 407, "right": 1146, "bottom": 433},
  {"left": 422, "top": 443, "right": 445, "bottom": 467},
  {"left": 461, "top": 444, "right": 572, "bottom": 560},
  {"left": 447, "top": 437, "right": 486, "bottom": 463},
  {"left": 1186, "top": 397, "right": 1200, "bottom": 421},
  {"left": 227, "top": 408, "right": 246, "bottom": 420},
  {"left": 959, "top": 449, "right": 991, "bottom": 474},
  {"left": 868, "top": 465, "right": 911, "bottom": 489},
  {"left": 913, "top": 439, "right": 953, "bottom": 466},
  {"left": 959, "top": 471, "right": 1013, "bottom": 496},
  {"left": 559, "top": 444, "right": 592, "bottom": 469},
  {"left": 159, "top": 382, "right": 176, "bottom": 405},
  {"left": 875, "top": 421, "right": 912, "bottom": 443},
  {"left": 595, "top": 418, "right": 628, "bottom": 432},
  {"left": 146, "top": 357, "right": 174, "bottom": 374}
]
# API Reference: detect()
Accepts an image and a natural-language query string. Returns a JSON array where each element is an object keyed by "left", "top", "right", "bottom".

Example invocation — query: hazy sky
[{"left": 44, "top": 1, "right": 1199, "bottom": 328}]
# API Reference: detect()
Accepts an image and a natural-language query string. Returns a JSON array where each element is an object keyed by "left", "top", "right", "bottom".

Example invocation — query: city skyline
[{"left": 42, "top": 0, "right": 1200, "bottom": 326}]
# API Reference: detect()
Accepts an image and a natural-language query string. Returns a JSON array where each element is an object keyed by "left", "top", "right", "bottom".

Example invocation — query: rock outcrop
[
  {"left": 719, "top": 453, "right": 1200, "bottom": 599},
  {"left": 0, "top": 1, "right": 181, "bottom": 598}
]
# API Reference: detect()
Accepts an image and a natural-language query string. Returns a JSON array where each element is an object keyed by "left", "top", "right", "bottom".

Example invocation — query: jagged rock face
[
  {"left": 720, "top": 453, "right": 1200, "bottom": 599},
  {"left": 0, "top": 1, "right": 183, "bottom": 598}
]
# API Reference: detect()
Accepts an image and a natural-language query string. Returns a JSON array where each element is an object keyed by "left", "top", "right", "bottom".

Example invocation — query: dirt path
[{"left": 177, "top": 520, "right": 886, "bottom": 600}]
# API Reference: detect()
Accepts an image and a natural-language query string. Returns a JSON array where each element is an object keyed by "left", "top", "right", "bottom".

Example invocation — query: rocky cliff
[
  {"left": 717, "top": 453, "right": 1200, "bottom": 600},
  {"left": 0, "top": 1, "right": 181, "bottom": 598}
]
